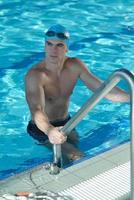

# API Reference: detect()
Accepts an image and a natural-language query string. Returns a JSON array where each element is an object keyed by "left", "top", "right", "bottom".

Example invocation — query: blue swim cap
[{"left": 45, "top": 24, "right": 70, "bottom": 48}]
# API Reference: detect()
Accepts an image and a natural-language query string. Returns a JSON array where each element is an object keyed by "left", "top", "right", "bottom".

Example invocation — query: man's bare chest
[{"left": 44, "top": 73, "right": 78, "bottom": 101}]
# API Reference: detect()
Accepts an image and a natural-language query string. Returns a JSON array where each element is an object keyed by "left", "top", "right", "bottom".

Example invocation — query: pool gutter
[{"left": 0, "top": 142, "right": 130, "bottom": 199}]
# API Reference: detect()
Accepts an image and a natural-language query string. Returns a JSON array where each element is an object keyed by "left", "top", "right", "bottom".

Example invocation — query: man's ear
[{"left": 66, "top": 47, "right": 68, "bottom": 52}]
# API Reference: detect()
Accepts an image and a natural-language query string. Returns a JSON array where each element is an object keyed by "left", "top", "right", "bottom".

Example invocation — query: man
[{"left": 25, "top": 24, "right": 129, "bottom": 161}]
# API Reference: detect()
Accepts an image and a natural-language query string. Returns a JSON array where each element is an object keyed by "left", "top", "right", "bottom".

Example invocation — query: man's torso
[{"left": 30, "top": 57, "right": 81, "bottom": 121}]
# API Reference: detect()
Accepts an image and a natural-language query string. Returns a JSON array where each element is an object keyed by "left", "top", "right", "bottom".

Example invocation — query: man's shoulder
[
  {"left": 66, "top": 57, "right": 86, "bottom": 70},
  {"left": 25, "top": 61, "right": 46, "bottom": 83},
  {"left": 67, "top": 57, "right": 80, "bottom": 63},
  {"left": 26, "top": 61, "right": 44, "bottom": 76},
  {"left": 67, "top": 57, "right": 84, "bottom": 65}
]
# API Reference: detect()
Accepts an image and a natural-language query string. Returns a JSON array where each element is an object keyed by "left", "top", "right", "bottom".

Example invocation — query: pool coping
[{"left": 0, "top": 142, "right": 130, "bottom": 195}]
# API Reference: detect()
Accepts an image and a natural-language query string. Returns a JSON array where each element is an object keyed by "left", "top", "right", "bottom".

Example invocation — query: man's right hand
[{"left": 48, "top": 127, "right": 67, "bottom": 144}]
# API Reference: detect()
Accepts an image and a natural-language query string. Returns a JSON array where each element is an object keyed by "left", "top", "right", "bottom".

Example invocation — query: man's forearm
[
  {"left": 33, "top": 110, "right": 53, "bottom": 135},
  {"left": 33, "top": 109, "right": 67, "bottom": 144},
  {"left": 106, "top": 86, "right": 129, "bottom": 102}
]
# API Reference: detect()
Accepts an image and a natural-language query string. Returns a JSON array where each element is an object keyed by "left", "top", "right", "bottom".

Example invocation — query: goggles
[{"left": 45, "top": 31, "right": 69, "bottom": 40}]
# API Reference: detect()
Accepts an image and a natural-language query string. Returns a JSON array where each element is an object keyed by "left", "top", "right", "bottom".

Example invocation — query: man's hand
[{"left": 48, "top": 127, "right": 67, "bottom": 144}]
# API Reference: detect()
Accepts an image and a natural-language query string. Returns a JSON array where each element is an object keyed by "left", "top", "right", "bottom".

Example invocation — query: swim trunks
[{"left": 27, "top": 115, "right": 71, "bottom": 143}]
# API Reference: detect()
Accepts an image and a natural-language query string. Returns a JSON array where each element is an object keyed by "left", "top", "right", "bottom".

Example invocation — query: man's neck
[{"left": 45, "top": 57, "right": 67, "bottom": 76}]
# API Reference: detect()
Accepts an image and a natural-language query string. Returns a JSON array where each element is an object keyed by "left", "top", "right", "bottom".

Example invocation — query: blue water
[{"left": 0, "top": 0, "right": 133, "bottom": 180}]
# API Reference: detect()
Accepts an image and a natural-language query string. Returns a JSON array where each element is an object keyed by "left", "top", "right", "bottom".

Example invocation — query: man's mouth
[{"left": 50, "top": 55, "right": 58, "bottom": 58}]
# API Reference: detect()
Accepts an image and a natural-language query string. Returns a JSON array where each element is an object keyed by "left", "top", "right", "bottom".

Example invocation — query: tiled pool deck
[{"left": 0, "top": 142, "right": 130, "bottom": 198}]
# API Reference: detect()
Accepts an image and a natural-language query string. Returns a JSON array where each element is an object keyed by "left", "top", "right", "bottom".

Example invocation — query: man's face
[{"left": 45, "top": 40, "right": 68, "bottom": 61}]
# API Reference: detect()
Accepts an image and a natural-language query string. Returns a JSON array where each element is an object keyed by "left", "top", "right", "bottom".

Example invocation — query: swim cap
[{"left": 45, "top": 24, "right": 70, "bottom": 47}]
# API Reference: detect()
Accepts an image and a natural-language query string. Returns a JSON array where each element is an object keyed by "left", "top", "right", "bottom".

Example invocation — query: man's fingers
[
  {"left": 50, "top": 135, "right": 67, "bottom": 144},
  {"left": 48, "top": 127, "right": 67, "bottom": 144}
]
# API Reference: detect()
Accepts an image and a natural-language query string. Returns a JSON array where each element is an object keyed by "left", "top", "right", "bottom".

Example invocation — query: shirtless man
[{"left": 25, "top": 24, "right": 129, "bottom": 161}]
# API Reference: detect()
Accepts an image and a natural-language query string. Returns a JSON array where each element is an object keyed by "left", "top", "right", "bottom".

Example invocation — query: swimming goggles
[{"left": 45, "top": 31, "right": 69, "bottom": 40}]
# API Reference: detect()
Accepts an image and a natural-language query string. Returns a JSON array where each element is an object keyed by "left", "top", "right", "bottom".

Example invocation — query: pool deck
[{"left": 0, "top": 142, "right": 130, "bottom": 199}]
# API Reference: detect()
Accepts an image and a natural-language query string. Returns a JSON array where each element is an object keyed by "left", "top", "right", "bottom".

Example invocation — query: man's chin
[
  {"left": 51, "top": 56, "right": 60, "bottom": 61},
  {"left": 48, "top": 56, "right": 59, "bottom": 64}
]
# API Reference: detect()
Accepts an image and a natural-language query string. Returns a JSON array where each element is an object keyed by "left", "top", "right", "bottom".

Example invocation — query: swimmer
[{"left": 25, "top": 24, "right": 129, "bottom": 162}]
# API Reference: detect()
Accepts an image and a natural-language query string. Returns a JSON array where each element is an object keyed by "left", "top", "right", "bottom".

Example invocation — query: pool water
[{"left": 0, "top": 0, "right": 133, "bottom": 180}]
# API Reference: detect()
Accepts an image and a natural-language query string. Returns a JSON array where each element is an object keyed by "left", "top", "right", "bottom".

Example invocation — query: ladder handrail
[{"left": 52, "top": 68, "right": 134, "bottom": 199}]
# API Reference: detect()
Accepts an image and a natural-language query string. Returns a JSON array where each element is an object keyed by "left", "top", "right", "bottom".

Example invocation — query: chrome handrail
[{"left": 52, "top": 68, "right": 134, "bottom": 199}]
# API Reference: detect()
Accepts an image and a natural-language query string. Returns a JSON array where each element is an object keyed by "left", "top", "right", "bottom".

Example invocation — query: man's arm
[
  {"left": 25, "top": 70, "right": 66, "bottom": 144},
  {"left": 76, "top": 59, "right": 129, "bottom": 102}
]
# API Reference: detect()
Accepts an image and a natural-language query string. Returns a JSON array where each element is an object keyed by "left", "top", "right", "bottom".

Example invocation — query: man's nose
[
  {"left": 52, "top": 45, "right": 58, "bottom": 50},
  {"left": 51, "top": 45, "right": 58, "bottom": 53}
]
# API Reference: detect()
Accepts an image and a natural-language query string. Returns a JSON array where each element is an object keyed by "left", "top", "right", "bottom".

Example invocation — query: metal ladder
[{"left": 51, "top": 68, "right": 134, "bottom": 199}]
